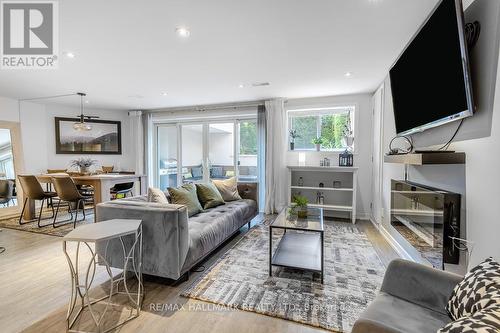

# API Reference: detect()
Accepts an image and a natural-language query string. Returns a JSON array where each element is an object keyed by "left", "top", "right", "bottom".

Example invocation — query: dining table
[{"left": 23, "top": 174, "right": 147, "bottom": 221}]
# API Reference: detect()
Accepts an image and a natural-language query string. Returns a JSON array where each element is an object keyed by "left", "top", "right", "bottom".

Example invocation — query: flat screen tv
[{"left": 389, "top": 0, "right": 475, "bottom": 136}]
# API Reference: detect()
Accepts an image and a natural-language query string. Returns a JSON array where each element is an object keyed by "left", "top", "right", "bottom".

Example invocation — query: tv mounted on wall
[{"left": 389, "top": 0, "right": 475, "bottom": 136}]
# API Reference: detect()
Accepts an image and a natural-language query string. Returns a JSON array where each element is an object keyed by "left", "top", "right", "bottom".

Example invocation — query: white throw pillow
[{"left": 147, "top": 187, "right": 169, "bottom": 204}]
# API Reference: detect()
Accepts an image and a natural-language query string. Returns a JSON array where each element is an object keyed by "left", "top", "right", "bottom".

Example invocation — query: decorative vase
[
  {"left": 80, "top": 166, "right": 89, "bottom": 174},
  {"left": 290, "top": 142, "right": 295, "bottom": 150},
  {"left": 315, "top": 144, "right": 321, "bottom": 151},
  {"left": 297, "top": 209, "right": 307, "bottom": 218},
  {"left": 342, "top": 135, "right": 355, "bottom": 151}
]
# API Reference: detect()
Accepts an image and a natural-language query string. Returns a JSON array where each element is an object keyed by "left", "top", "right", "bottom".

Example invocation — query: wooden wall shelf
[{"left": 384, "top": 152, "right": 465, "bottom": 165}]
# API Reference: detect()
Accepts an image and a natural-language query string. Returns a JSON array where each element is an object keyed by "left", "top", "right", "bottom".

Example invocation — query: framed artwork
[{"left": 55, "top": 117, "right": 122, "bottom": 154}]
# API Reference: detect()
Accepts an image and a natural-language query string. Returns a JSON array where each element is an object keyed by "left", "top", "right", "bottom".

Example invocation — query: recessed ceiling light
[
  {"left": 238, "top": 84, "right": 245, "bottom": 88},
  {"left": 344, "top": 72, "right": 353, "bottom": 77},
  {"left": 64, "top": 51, "right": 76, "bottom": 58},
  {"left": 251, "top": 82, "right": 270, "bottom": 87},
  {"left": 175, "top": 26, "right": 191, "bottom": 38},
  {"left": 85, "top": 100, "right": 89, "bottom": 104},
  {"left": 161, "top": 92, "right": 168, "bottom": 96}
]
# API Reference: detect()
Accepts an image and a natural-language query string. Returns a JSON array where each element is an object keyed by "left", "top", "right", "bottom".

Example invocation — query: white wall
[
  {"left": 285, "top": 93, "right": 373, "bottom": 219},
  {"left": 0, "top": 96, "right": 136, "bottom": 175},
  {"left": 0, "top": 96, "right": 21, "bottom": 122},
  {"left": 377, "top": 0, "right": 500, "bottom": 269}
]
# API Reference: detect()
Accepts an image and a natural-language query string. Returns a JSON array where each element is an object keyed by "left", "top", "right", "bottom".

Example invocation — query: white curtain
[
  {"left": 128, "top": 111, "right": 144, "bottom": 175},
  {"left": 264, "top": 98, "right": 288, "bottom": 214},
  {"left": 142, "top": 112, "right": 154, "bottom": 187}
]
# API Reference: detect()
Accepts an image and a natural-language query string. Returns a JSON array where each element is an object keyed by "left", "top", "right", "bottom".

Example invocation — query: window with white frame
[{"left": 288, "top": 106, "right": 355, "bottom": 151}]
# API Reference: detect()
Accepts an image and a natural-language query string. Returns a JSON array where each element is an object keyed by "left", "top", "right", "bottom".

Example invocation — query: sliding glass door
[
  {"left": 237, "top": 120, "right": 258, "bottom": 182},
  {"left": 181, "top": 124, "right": 204, "bottom": 184},
  {"left": 155, "top": 118, "right": 258, "bottom": 190},
  {"left": 157, "top": 125, "right": 178, "bottom": 190},
  {"left": 208, "top": 123, "right": 235, "bottom": 180}
]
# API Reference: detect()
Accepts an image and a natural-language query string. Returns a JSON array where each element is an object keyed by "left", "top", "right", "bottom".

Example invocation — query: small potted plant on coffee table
[
  {"left": 291, "top": 195, "right": 309, "bottom": 218},
  {"left": 312, "top": 137, "right": 323, "bottom": 151}
]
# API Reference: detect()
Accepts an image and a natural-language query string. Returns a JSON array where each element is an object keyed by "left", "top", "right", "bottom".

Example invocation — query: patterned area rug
[
  {"left": 0, "top": 208, "right": 94, "bottom": 237},
  {"left": 182, "top": 222, "right": 386, "bottom": 332}
]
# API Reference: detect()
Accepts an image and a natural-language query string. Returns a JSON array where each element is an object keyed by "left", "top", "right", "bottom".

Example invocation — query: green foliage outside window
[
  {"left": 239, "top": 121, "right": 257, "bottom": 155},
  {"left": 289, "top": 112, "right": 351, "bottom": 150},
  {"left": 320, "top": 114, "right": 350, "bottom": 149},
  {"left": 292, "top": 116, "right": 316, "bottom": 149}
]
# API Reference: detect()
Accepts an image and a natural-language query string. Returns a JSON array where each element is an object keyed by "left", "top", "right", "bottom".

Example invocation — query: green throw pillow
[
  {"left": 168, "top": 184, "right": 203, "bottom": 217},
  {"left": 196, "top": 183, "right": 225, "bottom": 209}
]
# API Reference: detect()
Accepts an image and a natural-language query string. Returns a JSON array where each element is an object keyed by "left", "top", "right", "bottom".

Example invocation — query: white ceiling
[{"left": 0, "top": 0, "right": 441, "bottom": 110}]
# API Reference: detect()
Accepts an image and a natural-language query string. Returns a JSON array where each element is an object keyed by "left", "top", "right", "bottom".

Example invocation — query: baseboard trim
[
  {"left": 356, "top": 213, "right": 370, "bottom": 221},
  {"left": 369, "top": 218, "right": 413, "bottom": 261}
]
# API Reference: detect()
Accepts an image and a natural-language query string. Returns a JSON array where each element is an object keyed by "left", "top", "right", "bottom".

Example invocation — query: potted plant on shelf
[
  {"left": 341, "top": 111, "right": 354, "bottom": 152},
  {"left": 70, "top": 157, "right": 97, "bottom": 174},
  {"left": 312, "top": 137, "right": 323, "bottom": 151},
  {"left": 289, "top": 129, "right": 300, "bottom": 150},
  {"left": 291, "top": 195, "right": 309, "bottom": 218}
]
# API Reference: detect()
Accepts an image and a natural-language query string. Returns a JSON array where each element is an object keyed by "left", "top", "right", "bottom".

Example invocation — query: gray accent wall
[{"left": 378, "top": 0, "right": 500, "bottom": 272}]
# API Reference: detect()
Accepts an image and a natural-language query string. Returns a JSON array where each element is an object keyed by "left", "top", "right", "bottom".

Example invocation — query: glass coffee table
[{"left": 269, "top": 206, "right": 324, "bottom": 283}]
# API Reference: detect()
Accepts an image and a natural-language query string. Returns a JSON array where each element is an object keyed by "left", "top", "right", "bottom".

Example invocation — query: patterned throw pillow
[
  {"left": 447, "top": 257, "right": 500, "bottom": 320},
  {"left": 147, "top": 187, "right": 169, "bottom": 204},
  {"left": 438, "top": 305, "right": 500, "bottom": 333}
]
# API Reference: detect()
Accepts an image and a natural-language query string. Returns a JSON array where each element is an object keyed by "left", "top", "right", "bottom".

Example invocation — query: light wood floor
[{"left": 0, "top": 217, "right": 398, "bottom": 333}]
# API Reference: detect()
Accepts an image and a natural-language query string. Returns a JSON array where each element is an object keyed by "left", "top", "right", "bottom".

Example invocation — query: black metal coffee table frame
[{"left": 269, "top": 207, "right": 324, "bottom": 284}]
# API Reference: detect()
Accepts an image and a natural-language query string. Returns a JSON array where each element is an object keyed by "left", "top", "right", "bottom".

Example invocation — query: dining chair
[
  {"left": 45, "top": 170, "right": 68, "bottom": 205},
  {"left": 0, "top": 179, "right": 14, "bottom": 207},
  {"left": 102, "top": 166, "right": 114, "bottom": 173},
  {"left": 51, "top": 176, "right": 94, "bottom": 228},
  {"left": 17, "top": 175, "right": 57, "bottom": 227}
]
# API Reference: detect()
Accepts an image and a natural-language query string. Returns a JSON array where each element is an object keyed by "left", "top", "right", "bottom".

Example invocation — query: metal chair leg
[
  {"left": 73, "top": 200, "right": 80, "bottom": 228},
  {"left": 37, "top": 198, "right": 58, "bottom": 228},
  {"left": 53, "top": 199, "right": 74, "bottom": 228},
  {"left": 37, "top": 198, "right": 45, "bottom": 227},
  {"left": 18, "top": 198, "right": 29, "bottom": 225},
  {"left": 82, "top": 200, "right": 86, "bottom": 220}
]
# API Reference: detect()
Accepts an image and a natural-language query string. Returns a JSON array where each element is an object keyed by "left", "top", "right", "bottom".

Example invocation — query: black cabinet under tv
[{"left": 390, "top": 180, "right": 461, "bottom": 268}]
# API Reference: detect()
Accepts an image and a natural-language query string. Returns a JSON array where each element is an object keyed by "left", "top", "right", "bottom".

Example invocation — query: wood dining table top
[{"left": 35, "top": 173, "right": 146, "bottom": 182}]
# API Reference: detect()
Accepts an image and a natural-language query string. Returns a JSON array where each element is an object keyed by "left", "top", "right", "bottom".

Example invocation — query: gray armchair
[
  {"left": 0, "top": 179, "right": 14, "bottom": 207},
  {"left": 352, "top": 259, "right": 462, "bottom": 333}
]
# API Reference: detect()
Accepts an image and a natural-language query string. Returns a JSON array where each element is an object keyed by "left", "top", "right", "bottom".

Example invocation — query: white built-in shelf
[
  {"left": 308, "top": 203, "right": 353, "bottom": 212},
  {"left": 288, "top": 165, "right": 357, "bottom": 224},
  {"left": 291, "top": 186, "right": 353, "bottom": 192}
]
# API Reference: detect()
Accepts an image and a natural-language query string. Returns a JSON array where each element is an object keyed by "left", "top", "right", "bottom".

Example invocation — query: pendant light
[{"left": 73, "top": 92, "right": 98, "bottom": 131}]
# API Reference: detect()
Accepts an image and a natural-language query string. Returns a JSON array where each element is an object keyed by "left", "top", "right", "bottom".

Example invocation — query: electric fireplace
[{"left": 391, "top": 180, "right": 461, "bottom": 268}]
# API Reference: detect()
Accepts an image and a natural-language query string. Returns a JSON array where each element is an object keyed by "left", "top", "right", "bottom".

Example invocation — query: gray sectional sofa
[
  {"left": 95, "top": 182, "right": 258, "bottom": 280},
  {"left": 352, "top": 259, "right": 462, "bottom": 333}
]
